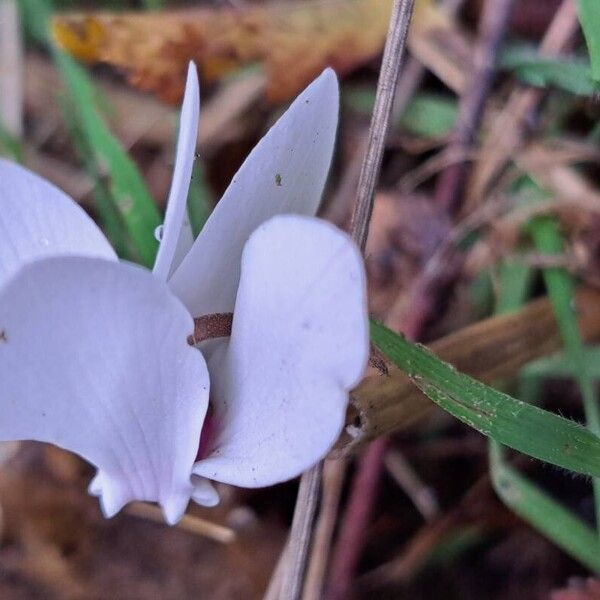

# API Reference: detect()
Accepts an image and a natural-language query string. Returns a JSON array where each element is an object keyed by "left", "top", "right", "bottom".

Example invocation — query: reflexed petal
[
  {"left": 0, "top": 159, "right": 116, "bottom": 288},
  {"left": 0, "top": 257, "right": 209, "bottom": 524},
  {"left": 191, "top": 476, "right": 220, "bottom": 507},
  {"left": 193, "top": 215, "right": 368, "bottom": 487},
  {"left": 169, "top": 69, "right": 339, "bottom": 317},
  {"left": 153, "top": 62, "right": 200, "bottom": 279}
]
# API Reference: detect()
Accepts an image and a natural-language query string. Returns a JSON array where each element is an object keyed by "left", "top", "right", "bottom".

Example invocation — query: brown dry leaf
[{"left": 52, "top": 0, "right": 395, "bottom": 104}]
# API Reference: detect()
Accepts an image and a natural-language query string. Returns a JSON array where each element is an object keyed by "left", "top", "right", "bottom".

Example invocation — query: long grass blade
[{"left": 370, "top": 320, "right": 600, "bottom": 478}]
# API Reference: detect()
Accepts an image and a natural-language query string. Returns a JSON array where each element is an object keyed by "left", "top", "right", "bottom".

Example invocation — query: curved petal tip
[{"left": 161, "top": 492, "right": 192, "bottom": 525}]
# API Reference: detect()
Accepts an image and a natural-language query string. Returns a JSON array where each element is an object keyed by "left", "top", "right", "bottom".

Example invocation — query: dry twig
[
  {"left": 466, "top": 0, "right": 579, "bottom": 210},
  {"left": 126, "top": 503, "right": 236, "bottom": 544},
  {"left": 278, "top": 1, "right": 416, "bottom": 598},
  {"left": 433, "top": 0, "right": 514, "bottom": 212}
]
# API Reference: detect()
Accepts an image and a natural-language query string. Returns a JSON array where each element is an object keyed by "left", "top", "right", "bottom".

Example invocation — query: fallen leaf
[{"left": 52, "top": 0, "right": 394, "bottom": 104}]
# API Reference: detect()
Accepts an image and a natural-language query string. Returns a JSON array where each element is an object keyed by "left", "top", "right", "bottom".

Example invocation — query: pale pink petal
[
  {"left": 0, "top": 159, "right": 116, "bottom": 288},
  {"left": 169, "top": 69, "right": 339, "bottom": 316},
  {"left": 0, "top": 257, "right": 209, "bottom": 524},
  {"left": 153, "top": 62, "right": 200, "bottom": 279},
  {"left": 193, "top": 215, "right": 368, "bottom": 487}
]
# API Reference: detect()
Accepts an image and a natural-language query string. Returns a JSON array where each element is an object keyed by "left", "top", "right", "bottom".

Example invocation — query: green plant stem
[{"left": 530, "top": 216, "right": 600, "bottom": 533}]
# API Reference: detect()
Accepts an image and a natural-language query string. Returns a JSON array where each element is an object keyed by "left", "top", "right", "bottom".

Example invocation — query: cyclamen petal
[
  {"left": 0, "top": 257, "right": 209, "bottom": 524},
  {"left": 168, "top": 68, "right": 340, "bottom": 317},
  {"left": 0, "top": 65, "right": 368, "bottom": 524},
  {"left": 193, "top": 215, "right": 368, "bottom": 487},
  {"left": 0, "top": 159, "right": 116, "bottom": 289},
  {"left": 153, "top": 62, "right": 200, "bottom": 280}
]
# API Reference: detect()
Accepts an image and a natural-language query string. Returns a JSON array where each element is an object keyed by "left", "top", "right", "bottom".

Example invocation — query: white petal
[
  {"left": 169, "top": 69, "right": 339, "bottom": 316},
  {"left": 0, "top": 257, "right": 209, "bottom": 524},
  {"left": 0, "top": 159, "right": 116, "bottom": 289},
  {"left": 153, "top": 62, "right": 200, "bottom": 280},
  {"left": 193, "top": 215, "right": 368, "bottom": 487},
  {"left": 191, "top": 476, "right": 220, "bottom": 507}
]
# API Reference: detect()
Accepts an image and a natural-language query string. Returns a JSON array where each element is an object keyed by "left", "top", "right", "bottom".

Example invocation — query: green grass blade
[
  {"left": 59, "top": 95, "right": 133, "bottom": 259},
  {"left": 344, "top": 89, "right": 458, "bottom": 138},
  {"left": 142, "top": 0, "right": 164, "bottom": 8},
  {"left": 490, "top": 443, "right": 600, "bottom": 572},
  {"left": 489, "top": 261, "right": 600, "bottom": 572},
  {"left": 499, "top": 45, "right": 598, "bottom": 95},
  {"left": 530, "top": 215, "right": 600, "bottom": 527},
  {"left": 54, "top": 51, "right": 161, "bottom": 267},
  {"left": 577, "top": 0, "right": 600, "bottom": 81},
  {"left": 20, "top": 0, "right": 161, "bottom": 266},
  {"left": 0, "top": 121, "right": 24, "bottom": 162},
  {"left": 370, "top": 319, "right": 600, "bottom": 478},
  {"left": 523, "top": 347, "right": 600, "bottom": 380}
]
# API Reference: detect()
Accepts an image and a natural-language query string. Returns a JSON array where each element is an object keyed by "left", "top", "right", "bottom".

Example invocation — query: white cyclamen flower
[{"left": 0, "top": 64, "right": 368, "bottom": 524}]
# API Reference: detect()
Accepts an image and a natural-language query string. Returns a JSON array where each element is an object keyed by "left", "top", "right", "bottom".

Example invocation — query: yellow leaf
[{"left": 53, "top": 0, "right": 395, "bottom": 104}]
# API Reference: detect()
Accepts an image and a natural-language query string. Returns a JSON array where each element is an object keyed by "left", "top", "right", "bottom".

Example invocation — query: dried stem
[
  {"left": 302, "top": 459, "right": 347, "bottom": 600},
  {"left": 126, "top": 503, "right": 235, "bottom": 543},
  {"left": 328, "top": 0, "right": 534, "bottom": 590},
  {"left": 433, "top": 0, "right": 515, "bottom": 212},
  {"left": 384, "top": 449, "right": 439, "bottom": 521},
  {"left": 325, "top": 0, "right": 463, "bottom": 227},
  {"left": 263, "top": 542, "right": 289, "bottom": 600},
  {"left": 349, "top": 0, "right": 416, "bottom": 251},
  {"left": 280, "top": 463, "right": 322, "bottom": 600},
  {"left": 278, "top": 1, "right": 416, "bottom": 598}
]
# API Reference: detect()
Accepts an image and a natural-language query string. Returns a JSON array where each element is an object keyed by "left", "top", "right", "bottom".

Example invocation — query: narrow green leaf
[
  {"left": 370, "top": 320, "right": 600, "bottom": 478},
  {"left": 529, "top": 212, "right": 600, "bottom": 530},
  {"left": 344, "top": 88, "right": 458, "bottom": 137},
  {"left": 494, "top": 261, "right": 533, "bottom": 314},
  {"left": 141, "top": 0, "right": 164, "bottom": 8},
  {"left": 523, "top": 347, "right": 600, "bottom": 380},
  {"left": 54, "top": 51, "right": 161, "bottom": 267},
  {"left": 20, "top": 0, "right": 161, "bottom": 265},
  {"left": 490, "top": 261, "right": 600, "bottom": 573},
  {"left": 397, "top": 94, "right": 458, "bottom": 138},
  {"left": 0, "top": 121, "right": 24, "bottom": 162},
  {"left": 59, "top": 95, "right": 133, "bottom": 259},
  {"left": 490, "top": 443, "right": 600, "bottom": 572},
  {"left": 500, "top": 46, "right": 598, "bottom": 95},
  {"left": 577, "top": 0, "right": 600, "bottom": 81}
]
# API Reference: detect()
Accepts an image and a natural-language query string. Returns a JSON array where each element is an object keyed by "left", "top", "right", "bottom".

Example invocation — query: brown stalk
[
  {"left": 325, "top": 0, "right": 465, "bottom": 228},
  {"left": 349, "top": 0, "right": 417, "bottom": 252},
  {"left": 280, "top": 464, "right": 323, "bottom": 600},
  {"left": 433, "top": 0, "right": 515, "bottom": 212},
  {"left": 126, "top": 503, "right": 235, "bottom": 544},
  {"left": 328, "top": 0, "right": 515, "bottom": 593},
  {"left": 301, "top": 459, "right": 347, "bottom": 600},
  {"left": 277, "top": 1, "right": 417, "bottom": 599},
  {"left": 311, "top": 2, "right": 466, "bottom": 592}
]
